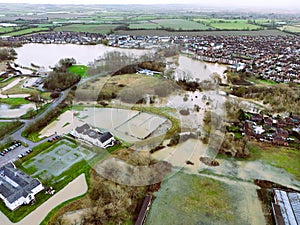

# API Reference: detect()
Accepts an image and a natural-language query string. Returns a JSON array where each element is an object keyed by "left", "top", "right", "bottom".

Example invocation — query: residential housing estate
[
  {"left": 70, "top": 123, "right": 115, "bottom": 149},
  {"left": 0, "top": 162, "right": 44, "bottom": 211}
]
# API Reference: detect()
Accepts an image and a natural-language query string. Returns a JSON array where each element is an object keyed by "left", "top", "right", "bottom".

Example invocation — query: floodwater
[
  {"left": 14, "top": 43, "right": 152, "bottom": 68},
  {"left": 168, "top": 55, "right": 228, "bottom": 83},
  {"left": 0, "top": 103, "right": 36, "bottom": 118},
  {"left": 202, "top": 158, "right": 300, "bottom": 190}
]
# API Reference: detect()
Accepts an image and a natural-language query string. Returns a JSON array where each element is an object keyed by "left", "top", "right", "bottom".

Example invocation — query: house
[
  {"left": 70, "top": 123, "right": 115, "bottom": 149},
  {"left": 0, "top": 162, "right": 44, "bottom": 211},
  {"left": 272, "top": 189, "right": 300, "bottom": 225}
]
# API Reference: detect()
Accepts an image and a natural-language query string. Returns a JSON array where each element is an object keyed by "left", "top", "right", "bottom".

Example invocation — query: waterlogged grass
[
  {"left": 68, "top": 65, "right": 88, "bottom": 78},
  {"left": 146, "top": 172, "right": 238, "bottom": 225},
  {"left": 246, "top": 142, "right": 300, "bottom": 180}
]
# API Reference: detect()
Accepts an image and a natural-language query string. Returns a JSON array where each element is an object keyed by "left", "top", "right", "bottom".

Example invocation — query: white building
[
  {"left": 0, "top": 162, "right": 44, "bottom": 211},
  {"left": 70, "top": 123, "right": 115, "bottom": 148}
]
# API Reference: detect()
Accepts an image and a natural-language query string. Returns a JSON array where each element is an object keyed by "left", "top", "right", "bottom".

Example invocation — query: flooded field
[
  {"left": 0, "top": 103, "right": 35, "bottom": 118},
  {"left": 39, "top": 107, "right": 170, "bottom": 143},
  {"left": 14, "top": 43, "right": 152, "bottom": 68},
  {"left": 202, "top": 158, "right": 300, "bottom": 190},
  {"left": 146, "top": 172, "right": 265, "bottom": 225},
  {"left": 167, "top": 55, "right": 228, "bottom": 83}
]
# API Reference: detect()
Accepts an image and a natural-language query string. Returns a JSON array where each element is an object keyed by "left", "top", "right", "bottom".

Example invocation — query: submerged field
[{"left": 146, "top": 172, "right": 265, "bottom": 225}]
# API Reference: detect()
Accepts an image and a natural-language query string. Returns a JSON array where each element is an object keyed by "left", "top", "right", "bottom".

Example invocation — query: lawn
[
  {"left": 151, "top": 19, "right": 211, "bottom": 30},
  {"left": 246, "top": 142, "right": 300, "bottom": 180},
  {"left": 0, "top": 97, "right": 30, "bottom": 108},
  {"left": 146, "top": 172, "right": 240, "bottom": 225},
  {"left": 68, "top": 65, "right": 88, "bottom": 78}
]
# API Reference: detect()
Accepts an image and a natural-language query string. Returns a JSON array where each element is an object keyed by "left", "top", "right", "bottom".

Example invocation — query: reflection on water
[
  {"left": 14, "top": 43, "right": 152, "bottom": 68},
  {"left": 0, "top": 103, "right": 36, "bottom": 118}
]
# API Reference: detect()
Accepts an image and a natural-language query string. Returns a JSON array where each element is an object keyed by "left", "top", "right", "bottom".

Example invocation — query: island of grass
[{"left": 67, "top": 65, "right": 88, "bottom": 78}]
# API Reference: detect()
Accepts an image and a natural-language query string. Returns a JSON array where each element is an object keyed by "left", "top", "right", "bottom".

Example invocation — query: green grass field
[
  {"left": 0, "top": 26, "right": 18, "bottom": 34},
  {"left": 129, "top": 22, "right": 160, "bottom": 29},
  {"left": 195, "top": 19, "right": 262, "bottom": 30},
  {"left": 54, "top": 24, "right": 119, "bottom": 34},
  {"left": 5, "top": 27, "right": 50, "bottom": 36},
  {"left": 281, "top": 25, "right": 300, "bottom": 33},
  {"left": 246, "top": 142, "right": 300, "bottom": 180},
  {"left": 151, "top": 18, "right": 211, "bottom": 30},
  {"left": 115, "top": 29, "right": 290, "bottom": 36},
  {"left": 68, "top": 65, "right": 88, "bottom": 78}
]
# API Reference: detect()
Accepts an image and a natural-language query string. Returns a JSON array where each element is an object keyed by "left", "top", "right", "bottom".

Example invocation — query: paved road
[
  {"left": 0, "top": 89, "right": 69, "bottom": 167},
  {"left": 0, "top": 72, "right": 106, "bottom": 166}
]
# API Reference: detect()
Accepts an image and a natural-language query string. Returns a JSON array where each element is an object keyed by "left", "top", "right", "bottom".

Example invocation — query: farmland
[
  {"left": 195, "top": 19, "right": 262, "bottom": 30},
  {"left": 5, "top": 27, "right": 50, "bottom": 36},
  {"left": 54, "top": 24, "right": 120, "bottom": 34},
  {"left": 280, "top": 25, "right": 300, "bottom": 33},
  {"left": 147, "top": 19, "right": 211, "bottom": 30},
  {"left": 115, "top": 29, "right": 290, "bottom": 36}
]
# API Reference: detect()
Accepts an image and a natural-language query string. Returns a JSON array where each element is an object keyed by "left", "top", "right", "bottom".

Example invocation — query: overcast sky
[{"left": 0, "top": 0, "right": 299, "bottom": 9}]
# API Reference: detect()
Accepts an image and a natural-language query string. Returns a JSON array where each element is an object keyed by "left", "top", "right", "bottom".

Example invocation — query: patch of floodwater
[
  {"left": 202, "top": 159, "right": 300, "bottom": 189},
  {"left": 168, "top": 55, "right": 228, "bottom": 83},
  {"left": 0, "top": 103, "right": 36, "bottom": 118}
]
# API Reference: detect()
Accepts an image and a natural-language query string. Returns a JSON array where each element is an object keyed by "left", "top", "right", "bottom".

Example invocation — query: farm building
[
  {"left": 272, "top": 189, "right": 300, "bottom": 225},
  {"left": 0, "top": 162, "right": 44, "bottom": 211},
  {"left": 70, "top": 123, "right": 115, "bottom": 148}
]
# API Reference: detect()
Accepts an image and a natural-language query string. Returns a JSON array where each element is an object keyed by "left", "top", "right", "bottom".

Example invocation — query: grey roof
[
  {"left": 75, "top": 123, "right": 91, "bottom": 134},
  {"left": 99, "top": 132, "right": 113, "bottom": 143},
  {"left": 0, "top": 162, "right": 42, "bottom": 204},
  {"left": 74, "top": 124, "right": 114, "bottom": 144},
  {"left": 274, "top": 189, "right": 300, "bottom": 225}
]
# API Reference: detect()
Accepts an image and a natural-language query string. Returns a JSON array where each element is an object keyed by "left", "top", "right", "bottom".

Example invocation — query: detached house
[
  {"left": 0, "top": 162, "right": 44, "bottom": 211},
  {"left": 70, "top": 123, "right": 115, "bottom": 149}
]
